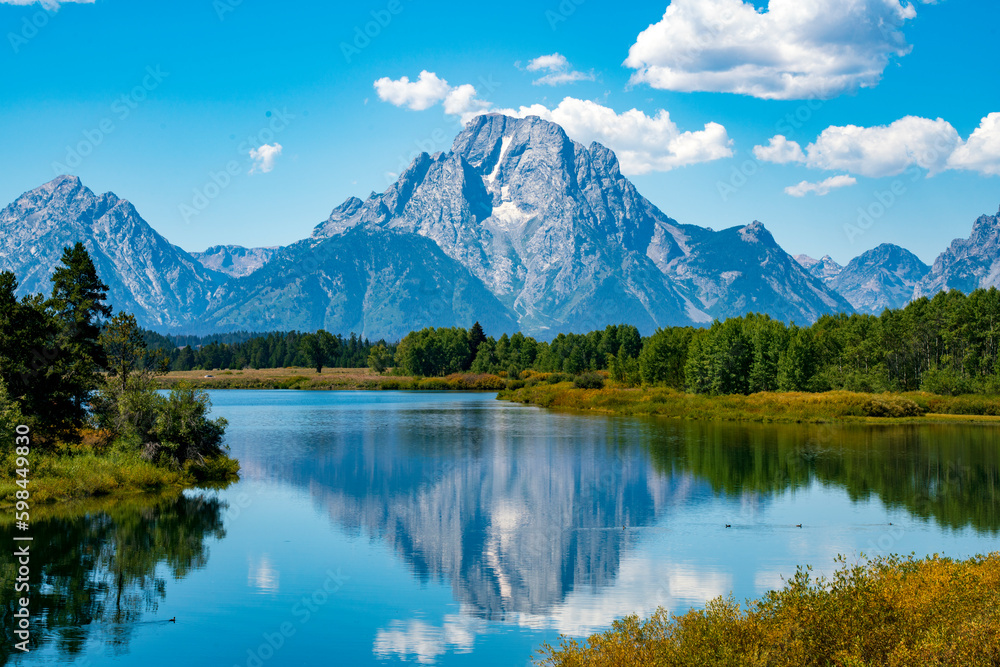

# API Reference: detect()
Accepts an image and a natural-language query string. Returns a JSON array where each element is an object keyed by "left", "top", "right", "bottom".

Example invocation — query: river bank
[
  {"left": 535, "top": 553, "right": 1000, "bottom": 666},
  {"left": 155, "top": 367, "right": 506, "bottom": 390},
  {"left": 497, "top": 383, "right": 1000, "bottom": 424},
  {"left": 0, "top": 432, "right": 239, "bottom": 509}
]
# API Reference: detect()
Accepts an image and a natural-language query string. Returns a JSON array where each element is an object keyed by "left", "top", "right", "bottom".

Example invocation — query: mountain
[
  {"left": 191, "top": 245, "right": 279, "bottom": 278},
  {"left": 830, "top": 244, "right": 930, "bottom": 314},
  {"left": 309, "top": 113, "right": 850, "bottom": 334},
  {"left": 203, "top": 226, "right": 518, "bottom": 340},
  {"left": 0, "top": 175, "right": 223, "bottom": 329},
  {"left": 917, "top": 208, "right": 1000, "bottom": 297},
  {"left": 657, "top": 221, "right": 853, "bottom": 323},
  {"left": 794, "top": 254, "right": 843, "bottom": 282}
]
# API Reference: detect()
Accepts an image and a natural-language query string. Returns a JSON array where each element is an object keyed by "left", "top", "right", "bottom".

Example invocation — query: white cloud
[
  {"left": 785, "top": 174, "right": 857, "bottom": 197},
  {"left": 752, "top": 135, "right": 805, "bottom": 164},
  {"left": 624, "top": 0, "right": 933, "bottom": 100},
  {"left": 802, "top": 116, "right": 960, "bottom": 177},
  {"left": 496, "top": 97, "right": 733, "bottom": 174},
  {"left": 248, "top": 143, "right": 282, "bottom": 174},
  {"left": 373, "top": 70, "right": 452, "bottom": 111},
  {"left": 525, "top": 52, "right": 595, "bottom": 86},
  {"left": 526, "top": 53, "right": 569, "bottom": 72},
  {"left": 443, "top": 84, "right": 490, "bottom": 117},
  {"left": 754, "top": 116, "right": 972, "bottom": 178},
  {"left": 1, "top": 0, "right": 94, "bottom": 7},
  {"left": 373, "top": 70, "right": 732, "bottom": 174},
  {"left": 947, "top": 113, "right": 1000, "bottom": 176}
]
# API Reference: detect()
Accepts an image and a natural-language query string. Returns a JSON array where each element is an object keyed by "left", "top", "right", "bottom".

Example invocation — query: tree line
[
  {"left": 143, "top": 329, "right": 394, "bottom": 373},
  {"left": 1, "top": 243, "right": 229, "bottom": 468},
  {"left": 388, "top": 288, "right": 1000, "bottom": 396}
]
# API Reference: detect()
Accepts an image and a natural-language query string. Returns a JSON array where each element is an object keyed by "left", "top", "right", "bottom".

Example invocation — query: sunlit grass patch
[{"left": 535, "top": 553, "right": 1000, "bottom": 666}]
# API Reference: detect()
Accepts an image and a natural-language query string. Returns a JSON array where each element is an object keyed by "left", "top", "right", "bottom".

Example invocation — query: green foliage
[
  {"left": 574, "top": 372, "right": 606, "bottom": 389},
  {"left": 367, "top": 343, "right": 393, "bottom": 374},
  {"left": 0, "top": 246, "right": 111, "bottom": 446},
  {"left": 101, "top": 312, "right": 169, "bottom": 391},
  {"left": 0, "top": 378, "right": 24, "bottom": 454},
  {"left": 47, "top": 242, "right": 112, "bottom": 424},
  {"left": 639, "top": 327, "right": 692, "bottom": 388},
  {"left": 299, "top": 329, "right": 339, "bottom": 373},
  {"left": 150, "top": 385, "right": 229, "bottom": 466},
  {"left": 535, "top": 553, "right": 1000, "bottom": 666},
  {"left": 395, "top": 327, "right": 472, "bottom": 376}
]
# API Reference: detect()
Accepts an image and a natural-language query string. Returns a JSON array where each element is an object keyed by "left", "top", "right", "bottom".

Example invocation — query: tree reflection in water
[
  {"left": 0, "top": 492, "right": 226, "bottom": 662},
  {"left": 648, "top": 421, "right": 1000, "bottom": 533}
]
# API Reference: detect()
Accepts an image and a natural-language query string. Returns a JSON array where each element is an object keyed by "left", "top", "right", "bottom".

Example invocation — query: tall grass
[
  {"left": 0, "top": 446, "right": 238, "bottom": 507},
  {"left": 535, "top": 553, "right": 1000, "bottom": 666},
  {"left": 498, "top": 384, "right": 1000, "bottom": 423}
]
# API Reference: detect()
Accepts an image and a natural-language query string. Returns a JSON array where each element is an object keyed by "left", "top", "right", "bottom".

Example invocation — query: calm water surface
[{"left": 6, "top": 390, "right": 1000, "bottom": 666}]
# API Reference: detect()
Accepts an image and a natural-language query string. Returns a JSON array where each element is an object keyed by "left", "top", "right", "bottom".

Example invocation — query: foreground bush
[{"left": 536, "top": 553, "right": 1000, "bottom": 666}]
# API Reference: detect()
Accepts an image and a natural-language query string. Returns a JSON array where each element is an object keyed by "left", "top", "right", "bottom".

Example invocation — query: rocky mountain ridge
[{"left": 2, "top": 118, "right": 998, "bottom": 337}]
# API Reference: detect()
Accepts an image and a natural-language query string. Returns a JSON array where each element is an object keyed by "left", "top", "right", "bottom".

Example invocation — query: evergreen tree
[
  {"left": 469, "top": 322, "right": 487, "bottom": 366},
  {"left": 48, "top": 243, "right": 111, "bottom": 421}
]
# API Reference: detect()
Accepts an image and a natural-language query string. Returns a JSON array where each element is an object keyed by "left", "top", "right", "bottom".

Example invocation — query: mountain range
[{"left": 2, "top": 113, "right": 999, "bottom": 339}]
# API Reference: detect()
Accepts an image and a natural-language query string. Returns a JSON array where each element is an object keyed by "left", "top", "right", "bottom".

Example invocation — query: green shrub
[
  {"left": 861, "top": 394, "right": 925, "bottom": 418},
  {"left": 151, "top": 385, "right": 229, "bottom": 466},
  {"left": 535, "top": 553, "right": 1000, "bottom": 667},
  {"left": 921, "top": 368, "right": 975, "bottom": 396},
  {"left": 574, "top": 372, "right": 606, "bottom": 389}
]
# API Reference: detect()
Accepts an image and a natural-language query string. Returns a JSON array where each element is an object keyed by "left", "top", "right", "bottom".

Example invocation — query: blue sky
[{"left": 1, "top": 0, "right": 998, "bottom": 265}]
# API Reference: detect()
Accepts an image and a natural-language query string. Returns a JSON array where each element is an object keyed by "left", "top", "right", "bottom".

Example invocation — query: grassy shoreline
[
  {"left": 1, "top": 430, "right": 240, "bottom": 509},
  {"left": 155, "top": 367, "right": 507, "bottom": 391},
  {"left": 535, "top": 553, "right": 1000, "bottom": 666},
  {"left": 498, "top": 383, "right": 1000, "bottom": 424}
]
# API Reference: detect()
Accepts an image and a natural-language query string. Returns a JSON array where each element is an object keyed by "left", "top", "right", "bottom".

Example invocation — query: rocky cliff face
[
  {"left": 831, "top": 244, "right": 930, "bottom": 314},
  {"left": 309, "top": 114, "right": 850, "bottom": 333},
  {"left": 917, "top": 209, "right": 1000, "bottom": 297},
  {"left": 0, "top": 175, "right": 223, "bottom": 329},
  {"left": 191, "top": 245, "right": 278, "bottom": 278},
  {"left": 203, "top": 227, "right": 518, "bottom": 339},
  {"left": 14, "top": 118, "right": 996, "bottom": 339},
  {"left": 795, "top": 254, "right": 843, "bottom": 282}
]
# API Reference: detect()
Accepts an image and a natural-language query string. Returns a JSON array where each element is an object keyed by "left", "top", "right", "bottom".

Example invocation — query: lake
[{"left": 5, "top": 390, "right": 999, "bottom": 666}]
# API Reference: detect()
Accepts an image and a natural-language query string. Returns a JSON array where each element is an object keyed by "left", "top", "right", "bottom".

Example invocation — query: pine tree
[
  {"left": 468, "top": 322, "right": 487, "bottom": 368},
  {"left": 48, "top": 243, "right": 111, "bottom": 420}
]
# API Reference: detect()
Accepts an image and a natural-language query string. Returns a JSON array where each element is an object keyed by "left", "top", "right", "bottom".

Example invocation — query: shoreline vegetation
[
  {"left": 498, "top": 382, "right": 1000, "bottom": 424},
  {"left": 535, "top": 553, "right": 1000, "bottom": 666},
  {"left": 1, "top": 244, "right": 238, "bottom": 509},
  {"left": 155, "top": 367, "right": 1000, "bottom": 424}
]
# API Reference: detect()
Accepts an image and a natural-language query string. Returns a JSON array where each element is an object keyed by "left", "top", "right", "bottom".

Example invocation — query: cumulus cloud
[
  {"left": 753, "top": 116, "right": 1000, "bottom": 179},
  {"left": 1, "top": 0, "right": 94, "bottom": 6},
  {"left": 752, "top": 135, "right": 805, "bottom": 164},
  {"left": 248, "top": 143, "right": 282, "bottom": 174},
  {"left": 802, "top": 116, "right": 960, "bottom": 177},
  {"left": 525, "top": 53, "right": 595, "bottom": 86},
  {"left": 373, "top": 70, "right": 732, "bottom": 174},
  {"left": 785, "top": 174, "right": 857, "bottom": 197},
  {"left": 496, "top": 97, "right": 733, "bottom": 174},
  {"left": 624, "top": 0, "right": 933, "bottom": 100},
  {"left": 443, "top": 84, "right": 490, "bottom": 117},
  {"left": 947, "top": 113, "right": 1000, "bottom": 176},
  {"left": 373, "top": 70, "right": 452, "bottom": 111}
]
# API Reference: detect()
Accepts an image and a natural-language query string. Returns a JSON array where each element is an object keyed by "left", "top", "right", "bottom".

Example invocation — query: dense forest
[
  {"left": 393, "top": 289, "right": 1000, "bottom": 396},
  {"left": 0, "top": 243, "right": 232, "bottom": 475},
  {"left": 151, "top": 287, "right": 1000, "bottom": 396},
  {"left": 143, "top": 330, "right": 392, "bottom": 372}
]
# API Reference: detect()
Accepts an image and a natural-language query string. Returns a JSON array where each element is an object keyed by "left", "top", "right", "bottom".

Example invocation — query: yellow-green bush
[{"left": 535, "top": 553, "right": 1000, "bottom": 666}]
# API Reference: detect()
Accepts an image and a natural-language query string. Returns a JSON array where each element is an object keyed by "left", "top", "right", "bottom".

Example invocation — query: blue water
[{"left": 9, "top": 390, "right": 1000, "bottom": 666}]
